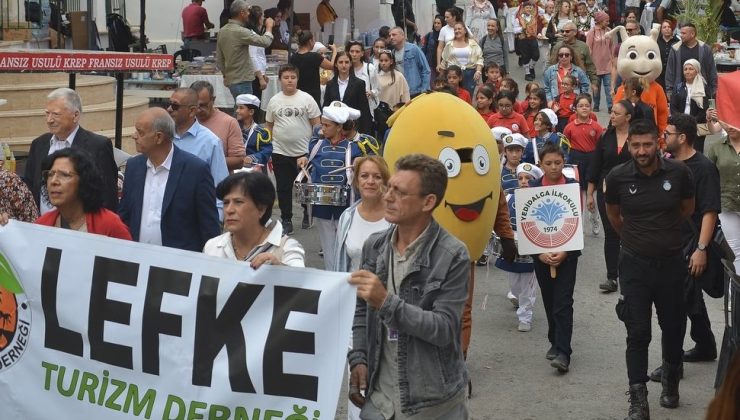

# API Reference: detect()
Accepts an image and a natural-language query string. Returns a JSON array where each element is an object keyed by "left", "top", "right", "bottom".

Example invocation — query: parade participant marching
[
  {"left": 331, "top": 101, "right": 381, "bottom": 154},
  {"left": 530, "top": 142, "right": 581, "bottom": 373},
  {"left": 512, "top": 1, "right": 547, "bottom": 81},
  {"left": 235, "top": 94, "right": 272, "bottom": 168},
  {"left": 297, "top": 105, "right": 377, "bottom": 270},
  {"left": 495, "top": 162, "right": 544, "bottom": 332},
  {"left": 522, "top": 108, "right": 571, "bottom": 164},
  {"left": 501, "top": 133, "right": 529, "bottom": 195},
  {"left": 605, "top": 119, "right": 695, "bottom": 419}
]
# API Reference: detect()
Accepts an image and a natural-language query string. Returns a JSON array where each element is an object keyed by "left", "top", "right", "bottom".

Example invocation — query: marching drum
[{"left": 294, "top": 183, "right": 349, "bottom": 206}]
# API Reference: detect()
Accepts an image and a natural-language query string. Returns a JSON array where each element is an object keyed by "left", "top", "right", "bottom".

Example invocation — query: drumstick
[
  {"left": 301, "top": 166, "right": 311, "bottom": 180},
  {"left": 550, "top": 265, "right": 557, "bottom": 279}
]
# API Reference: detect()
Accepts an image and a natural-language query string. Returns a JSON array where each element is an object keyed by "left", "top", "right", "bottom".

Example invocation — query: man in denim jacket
[
  {"left": 389, "top": 27, "right": 432, "bottom": 97},
  {"left": 348, "top": 154, "right": 470, "bottom": 419}
]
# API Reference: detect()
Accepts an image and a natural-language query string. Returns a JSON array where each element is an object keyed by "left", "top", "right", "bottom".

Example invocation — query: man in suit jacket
[
  {"left": 119, "top": 108, "right": 221, "bottom": 252},
  {"left": 23, "top": 88, "right": 118, "bottom": 213}
]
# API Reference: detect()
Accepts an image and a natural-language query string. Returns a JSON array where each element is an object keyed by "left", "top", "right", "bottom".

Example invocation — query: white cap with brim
[
  {"left": 236, "top": 94, "right": 260, "bottom": 108},
  {"left": 322, "top": 106, "right": 350, "bottom": 124},
  {"left": 516, "top": 162, "right": 544, "bottom": 179},
  {"left": 328, "top": 100, "right": 361, "bottom": 120},
  {"left": 491, "top": 126, "right": 513, "bottom": 142},
  {"left": 540, "top": 108, "right": 558, "bottom": 127},
  {"left": 503, "top": 133, "right": 529, "bottom": 149}
]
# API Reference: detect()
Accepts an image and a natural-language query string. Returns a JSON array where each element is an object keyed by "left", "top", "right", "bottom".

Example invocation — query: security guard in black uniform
[{"left": 604, "top": 119, "right": 695, "bottom": 420}]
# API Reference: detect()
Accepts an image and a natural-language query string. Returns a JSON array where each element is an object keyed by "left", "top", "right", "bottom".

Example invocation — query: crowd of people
[{"left": 2, "top": 0, "right": 740, "bottom": 419}]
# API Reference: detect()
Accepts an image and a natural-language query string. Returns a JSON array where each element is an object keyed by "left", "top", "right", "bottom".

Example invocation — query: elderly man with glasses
[{"left": 548, "top": 22, "right": 598, "bottom": 93}]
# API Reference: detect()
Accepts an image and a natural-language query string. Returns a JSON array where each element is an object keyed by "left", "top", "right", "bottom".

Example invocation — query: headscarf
[{"left": 683, "top": 59, "right": 706, "bottom": 109}]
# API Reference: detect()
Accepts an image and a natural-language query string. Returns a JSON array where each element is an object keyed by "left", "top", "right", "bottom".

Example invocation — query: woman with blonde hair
[{"left": 333, "top": 155, "right": 391, "bottom": 272}]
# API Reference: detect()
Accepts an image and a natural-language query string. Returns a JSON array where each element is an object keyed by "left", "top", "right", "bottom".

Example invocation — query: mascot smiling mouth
[
  {"left": 445, "top": 193, "right": 493, "bottom": 222},
  {"left": 633, "top": 70, "right": 651, "bottom": 76}
]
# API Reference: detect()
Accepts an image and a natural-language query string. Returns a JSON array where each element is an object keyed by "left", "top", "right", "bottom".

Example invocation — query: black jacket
[
  {"left": 23, "top": 126, "right": 118, "bottom": 212},
  {"left": 323, "top": 74, "right": 373, "bottom": 135},
  {"left": 670, "top": 81, "right": 708, "bottom": 124}
]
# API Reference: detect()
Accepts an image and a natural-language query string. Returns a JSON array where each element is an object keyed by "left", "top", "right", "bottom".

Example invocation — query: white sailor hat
[
  {"left": 491, "top": 126, "right": 513, "bottom": 142},
  {"left": 540, "top": 108, "right": 559, "bottom": 127},
  {"left": 235, "top": 94, "right": 260, "bottom": 108},
  {"left": 322, "top": 106, "right": 350, "bottom": 124},
  {"left": 328, "top": 100, "right": 361, "bottom": 120},
  {"left": 516, "top": 162, "right": 544, "bottom": 179},
  {"left": 503, "top": 133, "right": 528, "bottom": 149}
]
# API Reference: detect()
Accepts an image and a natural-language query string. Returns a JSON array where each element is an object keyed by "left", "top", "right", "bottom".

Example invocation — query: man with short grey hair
[
  {"left": 217, "top": 0, "right": 275, "bottom": 99},
  {"left": 388, "top": 26, "right": 430, "bottom": 97},
  {"left": 23, "top": 87, "right": 118, "bottom": 214},
  {"left": 190, "top": 80, "right": 245, "bottom": 171}
]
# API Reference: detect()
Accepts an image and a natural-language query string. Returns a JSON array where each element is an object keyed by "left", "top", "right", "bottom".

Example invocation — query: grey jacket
[
  {"left": 665, "top": 40, "right": 718, "bottom": 99},
  {"left": 347, "top": 220, "right": 470, "bottom": 416}
]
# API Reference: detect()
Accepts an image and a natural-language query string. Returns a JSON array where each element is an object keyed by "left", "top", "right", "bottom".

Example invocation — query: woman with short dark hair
[
  {"left": 290, "top": 30, "right": 337, "bottom": 107},
  {"left": 203, "top": 171, "right": 304, "bottom": 267},
  {"left": 36, "top": 148, "right": 131, "bottom": 239}
]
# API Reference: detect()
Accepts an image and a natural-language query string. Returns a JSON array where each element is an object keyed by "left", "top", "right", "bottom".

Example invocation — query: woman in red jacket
[{"left": 34, "top": 148, "right": 131, "bottom": 239}]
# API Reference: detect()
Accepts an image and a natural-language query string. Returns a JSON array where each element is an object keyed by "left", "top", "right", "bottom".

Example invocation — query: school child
[
  {"left": 484, "top": 62, "right": 504, "bottom": 93},
  {"left": 551, "top": 75, "right": 577, "bottom": 132},
  {"left": 501, "top": 133, "right": 528, "bottom": 195},
  {"left": 446, "top": 65, "right": 472, "bottom": 103},
  {"left": 530, "top": 142, "right": 581, "bottom": 373},
  {"left": 575, "top": 2, "right": 594, "bottom": 41},
  {"left": 494, "top": 162, "right": 544, "bottom": 332}
]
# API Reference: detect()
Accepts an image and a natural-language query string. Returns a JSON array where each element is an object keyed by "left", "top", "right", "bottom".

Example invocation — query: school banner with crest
[
  {"left": 0, "top": 221, "right": 354, "bottom": 420},
  {"left": 514, "top": 183, "right": 585, "bottom": 255}
]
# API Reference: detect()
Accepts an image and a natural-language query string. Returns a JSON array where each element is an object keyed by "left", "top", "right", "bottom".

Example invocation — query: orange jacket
[{"left": 614, "top": 80, "right": 668, "bottom": 147}]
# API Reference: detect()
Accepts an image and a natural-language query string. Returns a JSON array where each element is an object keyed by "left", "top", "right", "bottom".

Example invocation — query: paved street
[{"left": 286, "top": 50, "right": 725, "bottom": 419}]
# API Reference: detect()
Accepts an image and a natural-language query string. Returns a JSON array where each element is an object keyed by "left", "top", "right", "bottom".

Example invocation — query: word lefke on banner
[{"left": 0, "top": 221, "right": 354, "bottom": 420}]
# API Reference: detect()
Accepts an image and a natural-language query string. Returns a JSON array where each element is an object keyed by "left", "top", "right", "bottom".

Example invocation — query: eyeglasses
[
  {"left": 197, "top": 99, "right": 213, "bottom": 109},
  {"left": 385, "top": 185, "right": 423, "bottom": 199},
  {"left": 664, "top": 130, "right": 681, "bottom": 137},
  {"left": 42, "top": 169, "right": 78, "bottom": 182},
  {"left": 561, "top": 29, "right": 575, "bottom": 33},
  {"left": 166, "top": 102, "right": 190, "bottom": 111},
  {"left": 626, "top": 27, "right": 640, "bottom": 33},
  {"left": 497, "top": 103, "right": 513, "bottom": 109},
  {"left": 558, "top": 53, "right": 571, "bottom": 58}
]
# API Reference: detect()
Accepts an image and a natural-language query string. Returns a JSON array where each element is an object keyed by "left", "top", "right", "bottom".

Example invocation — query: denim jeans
[
  {"left": 593, "top": 73, "right": 613, "bottom": 111},
  {"left": 461, "top": 68, "right": 477, "bottom": 99},
  {"left": 228, "top": 81, "right": 253, "bottom": 102}
]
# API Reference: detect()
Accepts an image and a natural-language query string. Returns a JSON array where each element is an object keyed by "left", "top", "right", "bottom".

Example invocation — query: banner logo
[
  {"left": 0, "top": 252, "right": 31, "bottom": 370},
  {"left": 520, "top": 189, "right": 580, "bottom": 248}
]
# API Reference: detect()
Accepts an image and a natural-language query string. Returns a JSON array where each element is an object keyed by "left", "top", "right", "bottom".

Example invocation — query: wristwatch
[{"left": 697, "top": 242, "right": 708, "bottom": 251}]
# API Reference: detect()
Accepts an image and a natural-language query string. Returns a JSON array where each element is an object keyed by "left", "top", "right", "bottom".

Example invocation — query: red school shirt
[
  {"left": 486, "top": 111, "right": 530, "bottom": 134},
  {"left": 456, "top": 87, "right": 472, "bottom": 104},
  {"left": 523, "top": 110, "right": 539, "bottom": 137},
  {"left": 555, "top": 92, "right": 576, "bottom": 119},
  {"left": 478, "top": 109, "right": 496, "bottom": 121},
  {"left": 562, "top": 118, "right": 604, "bottom": 152}
]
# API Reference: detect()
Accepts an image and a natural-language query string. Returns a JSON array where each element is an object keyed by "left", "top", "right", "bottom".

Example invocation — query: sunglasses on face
[
  {"left": 561, "top": 29, "right": 575, "bottom": 33},
  {"left": 558, "top": 53, "right": 571, "bottom": 58}
]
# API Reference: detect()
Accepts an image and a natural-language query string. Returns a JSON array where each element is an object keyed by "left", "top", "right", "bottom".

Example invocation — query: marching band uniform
[
  {"left": 305, "top": 106, "right": 377, "bottom": 270},
  {"left": 242, "top": 122, "right": 272, "bottom": 165},
  {"left": 495, "top": 162, "right": 543, "bottom": 331}
]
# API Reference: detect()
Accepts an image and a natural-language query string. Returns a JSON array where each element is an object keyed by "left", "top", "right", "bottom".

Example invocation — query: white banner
[
  {"left": 0, "top": 221, "right": 354, "bottom": 420},
  {"left": 514, "top": 183, "right": 585, "bottom": 255}
]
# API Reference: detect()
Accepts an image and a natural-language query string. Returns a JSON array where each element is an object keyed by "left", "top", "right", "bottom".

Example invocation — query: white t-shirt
[
  {"left": 345, "top": 212, "right": 391, "bottom": 271},
  {"left": 438, "top": 25, "right": 455, "bottom": 44},
  {"left": 265, "top": 90, "right": 321, "bottom": 157}
]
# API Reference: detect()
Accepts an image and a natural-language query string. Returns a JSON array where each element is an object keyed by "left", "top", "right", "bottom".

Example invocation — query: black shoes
[
  {"left": 551, "top": 354, "right": 570, "bottom": 372},
  {"left": 625, "top": 383, "right": 650, "bottom": 420},
  {"left": 282, "top": 219, "right": 294, "bottom": 235},
  {"left": 599, "top": 278, "right": 618, "bottom": 293},
  {"left": 546, "top": 346, "right": 557, "bottom": 360},
  {"left": 649, "top": 362, "right": 683, "bottom": 382},
  {"left": 683, "top": 346, "right": 717, "bottom": 362},
  {"left": 659, "top": 362, "right": 681, "bottom": 408}
]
